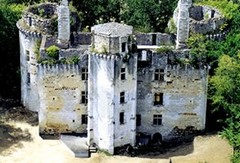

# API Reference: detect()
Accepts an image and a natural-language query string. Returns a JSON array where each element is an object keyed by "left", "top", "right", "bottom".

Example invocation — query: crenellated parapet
[
  {"left": 90, "top": 53, "right": 122, "bottom": 61},
  {"left": 37, "top": 63, "right": 80, "bottom": 76},
  {"left": 165, "top": 64, "right": 208, "bottom": 79},
  {"left": 16, "top": 21, "right": 42, "bottom": 38}
]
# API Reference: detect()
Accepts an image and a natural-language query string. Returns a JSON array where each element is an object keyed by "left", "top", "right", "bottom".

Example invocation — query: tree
[
  {"left": 71, "top": 0, "right": 121, "bottom": 31},
  {"left": 210, "top": 55, "right": 240, "bottom": 162},
  {"left": 0, "top": 0, "right": 25, "bottom": 98},
  {"left": 121, "top": 0, "right": 178, "bottom": 32}
]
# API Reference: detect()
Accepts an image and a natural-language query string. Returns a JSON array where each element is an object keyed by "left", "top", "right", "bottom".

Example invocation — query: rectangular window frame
[
  {"left": 82, "top": 114, "right": 88, "bottom": 124},
  {"left": 120, "top": 68, "right": 126, "bottom": 80},
  {"left": 120, "top": 91, "right": 125, "bottom": 104},
  {"left": 120, "top": 112, "right": 124, "bottom": 125},
  {"left": 122, "top": 42, "right": 126, "bottom": 52},
  {"left": 81, "top": 91, "right": 88, "bottom": 104},
  {"left": 154, "top": 93, "right": 163, "bottom": 106},
  {"left": 153, "top": 114, "right": 162, "bottom": 125},
  {"left": 81, "top": 68, "right": 88, "bottom": 81},
  {"left": 154, "top": 69, "right": 164, "bottom": 81}
]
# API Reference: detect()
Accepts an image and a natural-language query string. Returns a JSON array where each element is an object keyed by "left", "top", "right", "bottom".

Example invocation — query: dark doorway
[{"left": 152, "top": 132, "right": 162, "bottom": 144}]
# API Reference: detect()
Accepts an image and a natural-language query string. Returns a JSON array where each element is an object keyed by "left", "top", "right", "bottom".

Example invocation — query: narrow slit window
[
  {"left": 82, "top": 68, "right": 88, "bottom": 80},
  {"left": 153, "top": 114, "right": 162, "bottom": 125},
  {"left": 120, "top": 91, "right": 125, "bottom": 104},
  {"left": 154, "top": 93, "right": 163, "bottom": 105},
  {"left": 120, "top": 112, "right": 124, "bottom": 124},
  {"left": 81, "top": 91, "right": 88, "bottom": 104},
  {"left": 152, "top": 34, "right": 157, "bottom": 45},
  {"left": 27, "top": 73, "right": 30, "bottom": 85},
  {"left": 29, "top": 17, "right": 32, "bottom": 26},
  {"left": 120, "top": 68, "right": 126, "bottom": 80}
]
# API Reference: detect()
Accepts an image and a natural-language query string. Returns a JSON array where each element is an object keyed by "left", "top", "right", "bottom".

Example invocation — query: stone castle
[{"left": 17, "top": 0, "right": 225, "bottom": 156}]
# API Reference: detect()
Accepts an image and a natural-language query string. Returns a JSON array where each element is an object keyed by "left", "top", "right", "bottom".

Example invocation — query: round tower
[{"left": 17, "top": 3, "right": 58, "bottom": 111}]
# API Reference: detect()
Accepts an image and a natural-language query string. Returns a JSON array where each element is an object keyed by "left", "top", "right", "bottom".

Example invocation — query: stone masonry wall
[
  {"left": 137, "top": 52, "right": 208, "bottom": 141},
  {"left": 113, "top": 54, "right": 137, "bottom": 148},
  {"left": 37, "top": 61, "right": 88, "bottom": 135},
  {"left": 135, "top": 33, "right": 175, "bottom": 46}
]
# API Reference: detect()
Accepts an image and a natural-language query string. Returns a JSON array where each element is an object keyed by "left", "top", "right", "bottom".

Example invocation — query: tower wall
[
  {"left": 88, "top": 54, "right": 115, "bottom": 154},
  {"left": 88, "top": 53, "right": 138, "bottom": 154},
  {"left": 18, "top": 30, "right": 41, "bottom": 112}
]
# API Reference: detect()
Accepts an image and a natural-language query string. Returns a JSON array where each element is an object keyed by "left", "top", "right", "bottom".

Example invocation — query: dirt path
[{"left": 0, "top": 101, "right": 233, "bottom": 163}]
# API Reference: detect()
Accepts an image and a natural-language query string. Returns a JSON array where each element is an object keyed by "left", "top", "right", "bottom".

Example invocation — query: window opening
[
  {"left": 136, "top": 114, "right": 141, "bottom": 126},
  {"left": 81, "top": 91, "right": 88, "bottom": 104},
  {"left": 120, "top": 112, "right": 124, "bottom": 124},
  {"left": 141, "top": 50, "right": 147, "bottom": 61},
  {"left": 27, "top": 73, "right": 30, "bottom": 85},
  {"left": 122, "top": 42, "right": 126, "bottom": 52},
  {"left": 26, "top": 50, "right": 30, "bottom": 61},
  {"left": 153, "top": 114, "right": 162, "bottom": 125},
  {"left": 152, "top": 34, "right": 157, "bottom": 45},
  {"left": 154, "top": 69, "right": 164, "bottom": 81},
  {"left": 82, "top": 68, "right": 88, "bottom": 80},
  {"left": 120, "top": 68, "right": 126, "bottom": 80},
  {"left": 29, "top": 17, "right": 32, "bottom": 26},
  {"left": 120, "top": 92, "right": 125, "bottom": 104},
  {"left": 154, "top": 93, "right": 163, "bottom": 105},
  {"left": 82, "top": 114, "right": 88, "bottom": 124}
]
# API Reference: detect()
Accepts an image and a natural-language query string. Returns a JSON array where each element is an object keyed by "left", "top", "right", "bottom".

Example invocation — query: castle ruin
[{"left": 17, "top": 0, "right": 225, "bottom": 157}]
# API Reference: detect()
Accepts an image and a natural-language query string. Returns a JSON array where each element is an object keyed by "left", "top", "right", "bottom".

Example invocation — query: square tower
[{"left": 88, "top": 23, "right": 137, "bottom": 154}]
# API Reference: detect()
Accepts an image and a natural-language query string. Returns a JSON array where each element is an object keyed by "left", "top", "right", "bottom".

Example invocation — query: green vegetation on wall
[{"left": 46, "top": 45, "right": 59, "bottom": 60}]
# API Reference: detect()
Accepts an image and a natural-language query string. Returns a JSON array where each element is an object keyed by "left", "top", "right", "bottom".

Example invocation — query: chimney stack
[
  {"left": 57, "top": 0, "right": 70, "bottom": 48},
  {"left": 176, "top": 0, "right": 192, "bottom": 49}
]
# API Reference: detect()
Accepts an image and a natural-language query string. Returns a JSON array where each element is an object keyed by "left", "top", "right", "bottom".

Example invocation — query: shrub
[
  {"left": 46, "top": 45, "right": 59, "bottom": 60},
  {"left": 34, "top": 40, "right": 41, "bottom": 63},
  {"left": 156, "top": 46, "right": 173, "bottom": 53}
]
